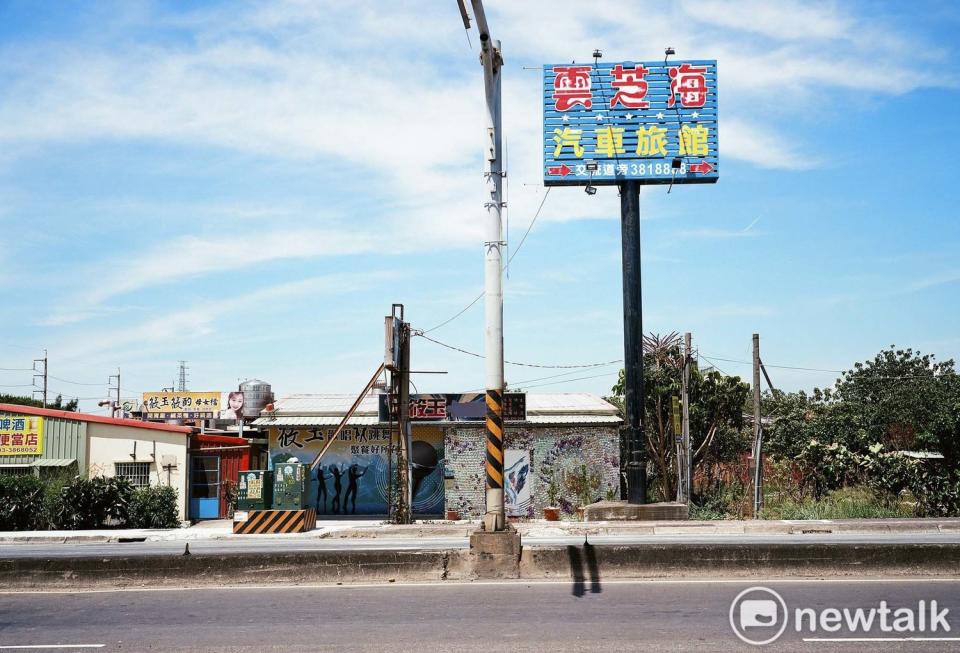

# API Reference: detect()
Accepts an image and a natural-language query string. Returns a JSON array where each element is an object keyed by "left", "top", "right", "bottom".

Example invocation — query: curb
[{"left": 3, "top": 542, "right": 960, "bottom": 590}]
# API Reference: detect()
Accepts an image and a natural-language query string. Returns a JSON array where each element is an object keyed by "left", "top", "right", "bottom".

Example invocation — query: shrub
[
  {"left": 129, "top": 485, "right": 180, "bottom": 529},
  {"left": 563, "top": 463, "right": 602, "bottom": 508},
  {"left": 0, "top": 474, "right": 50, "bottom": 530},
  {"left": 760, "top": 486, "right": 909, "bottom": 520},
  {"left": 53, "top": 476, "right": 134, "bottom": 529}
]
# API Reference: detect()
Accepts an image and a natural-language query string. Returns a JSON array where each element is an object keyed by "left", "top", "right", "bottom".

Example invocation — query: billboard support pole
[
  {"left": 397, "top": 319, "right": 413, "bottom": 524},
  {"left": 471, "top": 0, "right": 506, "bottom": 532},
  {"left": 620, "top": 180, "right": 646, "bottom": 504}
]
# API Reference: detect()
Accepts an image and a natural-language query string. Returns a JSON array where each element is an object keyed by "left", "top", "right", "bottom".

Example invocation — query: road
[
  {"left": 1, "top": 579, "right": 959, "bottom": 651},
  {"left": 4, "top": 531, "right": 960, "bottom": 558}
]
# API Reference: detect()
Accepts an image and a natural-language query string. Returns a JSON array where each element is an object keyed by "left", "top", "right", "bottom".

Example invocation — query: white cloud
[
  {"left": 686, "top": 0, "right": 854, "bottom": 41},
  {"left": 905, "top": 269, "right": 960, "bottom": 293},
  {"left": 1, "top": 0, "right": 955, "bottom": 325},
  {"left": 721, "top": 119, "right": 816, "bottom": 169},
  {"left": 55, "top": 271, "right": 391, "bottom": 361}
]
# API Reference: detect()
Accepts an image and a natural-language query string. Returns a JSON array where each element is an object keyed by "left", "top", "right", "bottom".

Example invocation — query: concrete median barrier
[
  {"left": 3, "top": 542, "right": 960, "bottom": 590},
  {"left": 0, "top": 550, "right": 456, "bottom": 590},
  {"left": 519, "top": 542, "right": 960, "bottom": 580}
]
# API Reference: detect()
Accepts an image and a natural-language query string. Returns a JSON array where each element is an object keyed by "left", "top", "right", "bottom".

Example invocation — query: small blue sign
[{"left": 543, "top": 60, "right": 718, "bottom": 186}]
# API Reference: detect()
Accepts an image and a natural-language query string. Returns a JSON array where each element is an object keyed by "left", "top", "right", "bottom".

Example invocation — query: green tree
[
  {"left": 764, "top": 347, "right": 960, "bottom": 461},
  {"left": 0, "top": 393, "right": 78, "bottom": 411},
  {"left": 828, "top": 347, "right": 957, "bottom": 453},
  {"left": 611, "top": 333, "right": 750, "bottom": 502}
]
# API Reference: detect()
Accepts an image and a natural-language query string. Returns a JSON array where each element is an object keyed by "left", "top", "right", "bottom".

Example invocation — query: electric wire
[
  {"left": 508, "top": 361, "right": 623, "bottom": 387},
  {"left": 416, "top": 332, "right": 622, "bottom": 369},
  {"left": 699, "top": 353, "right": 954, "bottom": 381},
  {"left": 48, "top": 375, "right": 108, "bottom": 386},
  {"left": 517, "top": 371, "right": 619, "bottom": 389},
  {"left": 421, "top": 187, "right": 552, "bottom": 334}
]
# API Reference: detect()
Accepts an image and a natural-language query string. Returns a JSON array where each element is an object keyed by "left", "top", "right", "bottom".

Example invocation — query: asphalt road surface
[
  {"left": 2, "top": 579, "right": 960, "bottom": 652},
  {"left": 4, "top": 531, "right": 960, "bottom": 558}
]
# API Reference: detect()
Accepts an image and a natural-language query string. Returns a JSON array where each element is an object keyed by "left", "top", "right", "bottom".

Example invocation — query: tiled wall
[{"left": 443, "top": 423, "right": 620, "bottom": 518}]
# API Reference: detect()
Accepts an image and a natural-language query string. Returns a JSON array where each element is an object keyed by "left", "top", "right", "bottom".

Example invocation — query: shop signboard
[
  {"left": 268, "top": 424, "right": 444, "bottom": 516},
  {"left": 142, "top": 391, "right": 222, "bottom": 419},
  {"left": 543, "top": 59, "right": 718, "bottom": 186},
  {"left": 0, "top": 414, "right": 43, "bottom": 456},
  {"left": 378, "top": 393, "right": 526, "bottom": 422}
]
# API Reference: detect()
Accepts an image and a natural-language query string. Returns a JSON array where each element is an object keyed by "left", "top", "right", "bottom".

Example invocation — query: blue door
[{"left": 190, "top": 455, "right": 221, "bottom": 520}]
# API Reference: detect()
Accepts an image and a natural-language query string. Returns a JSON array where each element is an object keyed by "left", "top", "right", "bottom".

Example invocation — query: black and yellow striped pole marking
[{"left": 485, "top": 388, "right": 505, "bottom": 529}]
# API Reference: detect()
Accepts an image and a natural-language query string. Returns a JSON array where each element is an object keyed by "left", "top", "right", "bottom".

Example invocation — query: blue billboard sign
[{"left": 543, "top": 60, "right": 718, "bottom": 186}]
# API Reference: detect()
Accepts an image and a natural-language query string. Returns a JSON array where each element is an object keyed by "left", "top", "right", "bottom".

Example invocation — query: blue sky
[{"left": 1, "top": 0, "right": 959, "bottom": 412}]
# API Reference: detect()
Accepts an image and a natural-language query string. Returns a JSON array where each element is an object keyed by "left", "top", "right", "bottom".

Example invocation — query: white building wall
[{"left": 86, "top": 423, "right": 189, "bottom": 520}]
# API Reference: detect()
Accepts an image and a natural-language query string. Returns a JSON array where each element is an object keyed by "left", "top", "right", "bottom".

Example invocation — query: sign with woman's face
[{"left": 220, "top": 391, "right": 245, "bottom": 419}]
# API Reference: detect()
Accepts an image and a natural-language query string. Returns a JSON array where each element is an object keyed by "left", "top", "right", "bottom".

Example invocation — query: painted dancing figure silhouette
[
  {"left": 331, "top": 465, "right": 343, "bottom": 514},
  {"left": 316, "top": 468, "right": 328, "bottom": 513},
  {"left": 345, "top": 463, "right": 368, "bottom": 515}
]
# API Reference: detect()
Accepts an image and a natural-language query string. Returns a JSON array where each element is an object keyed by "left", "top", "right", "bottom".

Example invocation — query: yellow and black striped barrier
[
  {"left": 233, "top": 508, "right": 317, "bottom": 535},
  {"left": 485, "top": 388, "right": 504, "bottom": 490}
]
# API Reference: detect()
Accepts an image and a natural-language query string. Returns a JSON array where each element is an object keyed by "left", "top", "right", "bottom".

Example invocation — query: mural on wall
[
  {"left": 504, "top": 449, "right": 532, "bottom": 517},
  {"left": 269, "top": 424, "right": 444, "bottom": 516}
]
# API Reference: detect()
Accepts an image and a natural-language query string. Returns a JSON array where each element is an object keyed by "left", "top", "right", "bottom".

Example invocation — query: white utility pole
[
  {"left": 461, "top": 0, "right": 506, "bottom": 531},
  {"left": 682, "top": 332, "right": 692, "bottom": 502}
]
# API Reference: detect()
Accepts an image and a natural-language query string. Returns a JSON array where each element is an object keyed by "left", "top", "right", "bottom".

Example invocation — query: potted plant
[
  {"left": 445, "top": 508, "right": 460, "bottom": 521},
  {"left": 543, "top": 474, "right": 561, "bottom": 521},
  {"left": 564, "top": 463, "right": 601, "bottom": 521}
]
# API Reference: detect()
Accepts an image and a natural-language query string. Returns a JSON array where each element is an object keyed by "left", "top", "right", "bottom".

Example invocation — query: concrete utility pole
[
  {"left": 462, "top": 0, "right": 506, "bottom": 531},
  {"left": 33, "top": 350, "right": 48, "bottom": 408},
  {"left": 620, "top": 181, "right": 646, "bottom": 504},
  {"left": 680, "top": 332, "right": 692, "bottom": 503},
  {"left": 108, "top": 369, "right": 120, "bottom": 418},
  {"left": 751, "top": 334, "right": 762, "bottom": 515}
]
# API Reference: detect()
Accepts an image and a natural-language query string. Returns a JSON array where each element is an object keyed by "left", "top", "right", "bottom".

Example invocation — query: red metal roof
[{"left": 0, "top": 404, "right": 194, "bottom": 434}]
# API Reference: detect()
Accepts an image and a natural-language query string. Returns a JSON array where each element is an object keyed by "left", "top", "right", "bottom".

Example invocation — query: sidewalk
[{"left": 2, "top": 517, "right": 959, "bottom": 544}]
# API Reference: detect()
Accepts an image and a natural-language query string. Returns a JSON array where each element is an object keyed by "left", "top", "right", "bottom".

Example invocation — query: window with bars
[
  {"left": 0, "top": 467, "right": 33, "bottom": 477},
  {"left": 114, "top": 462, "right": 151, "bottom": 488}
]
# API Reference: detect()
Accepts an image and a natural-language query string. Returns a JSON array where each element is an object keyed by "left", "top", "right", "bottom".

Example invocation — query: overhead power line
[
  {"left": 515, "top": 371, "right": 620, "bottom": 390},
  {"left": 416, "top": 332, "right": 622, "bottom": 369},
  {"left": 701, "top": 353, "right": 956, "bottom": 382},
  {"left": 508, "top": 362, "right": 623, "bottom": 387},
  {"left": 421, "top": 187, "right": 553, "bottom": 334},
  {"left": 49, "top": 375, "right": 107, "bottom": 386}
]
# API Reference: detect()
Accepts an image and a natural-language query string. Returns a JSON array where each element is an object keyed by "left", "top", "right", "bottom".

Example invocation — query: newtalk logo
[{"left": 729, "top": 587, "right": 955, "bottom": 646}]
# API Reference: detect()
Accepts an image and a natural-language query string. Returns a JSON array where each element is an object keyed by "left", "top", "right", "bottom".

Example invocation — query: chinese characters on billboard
[
  {"left": 543, "top": 60, "right": 718, "bottom": 185},
  {"left": 142, "top": 392, "right": 222, "bottom": 419},
  {"left": 378, "top": 393, "right": 527, "bottom": 422},
  {"left": 0, "top": 414, "right": 44, "bottom": 456}
]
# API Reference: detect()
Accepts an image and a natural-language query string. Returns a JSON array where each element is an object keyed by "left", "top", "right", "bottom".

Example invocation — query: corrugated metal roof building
[
  {"left": 0, "top": 404, "right": 193, "bottom": 519},
  {"left": 253, "top": 392, "right": 621, "bottom": 520}
]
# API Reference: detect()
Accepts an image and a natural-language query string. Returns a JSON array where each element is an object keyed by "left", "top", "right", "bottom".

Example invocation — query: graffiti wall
[
  {"left": 268, "top": 424, "right": 444, "bottom": 517},
  {"left": 444, "top": 424, "right": 620, "bottom": 519}
]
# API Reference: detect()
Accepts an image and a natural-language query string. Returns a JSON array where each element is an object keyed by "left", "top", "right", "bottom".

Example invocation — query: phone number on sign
[{"left": 567, "top": 161, "right": 691, "bottom": 177}]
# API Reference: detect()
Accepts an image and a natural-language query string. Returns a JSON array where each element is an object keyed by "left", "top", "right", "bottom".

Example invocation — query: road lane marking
[
  {"left": 0, "top": 646, "right": 104, "bottom": 650},
  {"left": 804, "top": 638, "right": 960, "bottom": 642},
  {"left": 2, "top": 577, "right": 960, "bottom": 595}
]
